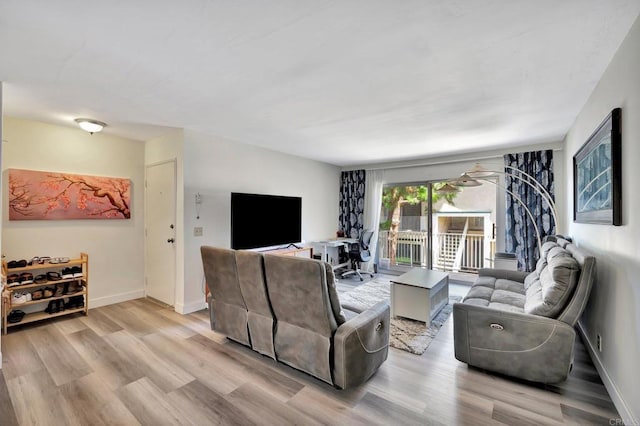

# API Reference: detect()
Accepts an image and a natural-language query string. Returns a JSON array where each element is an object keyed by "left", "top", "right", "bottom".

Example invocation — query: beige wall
[
  {"left": 1, "top": 117, "right": 146, "bottom": 308},
  {"left": 564, "top": 15, "right": 640, "bottom": 425}
]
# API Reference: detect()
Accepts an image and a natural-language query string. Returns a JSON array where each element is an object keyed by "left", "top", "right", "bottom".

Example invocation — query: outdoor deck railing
[{"left": 378, "top": 230, "right": 489, "bottom": 273}]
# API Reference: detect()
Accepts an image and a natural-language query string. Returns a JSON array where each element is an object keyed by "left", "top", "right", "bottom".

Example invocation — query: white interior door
[{"left": 145, "top": 160, "right": 176, "bottom": 306}]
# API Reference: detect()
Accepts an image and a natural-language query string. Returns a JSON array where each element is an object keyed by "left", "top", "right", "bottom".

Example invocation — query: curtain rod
[
  {"left": 344, "top": 146, "right": 563, "bottom": 172},
  {"left": 363, "top": 153, "right": 500, "bottom": 171}
]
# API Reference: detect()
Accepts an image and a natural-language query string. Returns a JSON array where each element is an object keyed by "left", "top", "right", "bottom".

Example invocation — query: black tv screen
[{"left": 231, "top": 192, "right": 302, "bottom": 250}]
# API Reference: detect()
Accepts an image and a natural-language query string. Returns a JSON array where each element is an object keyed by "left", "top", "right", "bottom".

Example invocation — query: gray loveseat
[
  {"left": 453, "top": 236, "right": 596, "bottom": 383},
  {"left": 201, "top": 246, "right": 390, "bottom": 389}
]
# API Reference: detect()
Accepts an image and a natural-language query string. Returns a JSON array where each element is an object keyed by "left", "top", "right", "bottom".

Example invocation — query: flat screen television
[{"left": 231, "top": 192, "right": 302, "bottom": 250}]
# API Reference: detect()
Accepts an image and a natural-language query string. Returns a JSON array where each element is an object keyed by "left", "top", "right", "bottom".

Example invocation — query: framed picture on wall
[
  {"left": 8, "top": 169, "right": 131, "bottom": 220},
  {"left": 573, "top": 108, "right": 621, "bottom": 225}
]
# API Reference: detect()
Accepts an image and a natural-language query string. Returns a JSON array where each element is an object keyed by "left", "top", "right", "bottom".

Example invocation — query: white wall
[
  {"left": 144, "top": 130, "right": 185, "bottom": 311},
  {"left": 181, "top": 129, "right": 341, "bottom": 313},
  {"left": 1, "top": 117, "right": 146, "bottom": 307},
  {"left": 564, "top": 15, "right": 640, "bottom": 425}
]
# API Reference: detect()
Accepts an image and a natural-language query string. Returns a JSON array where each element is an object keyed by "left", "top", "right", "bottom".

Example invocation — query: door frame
[{"left": 144, "top": 159, "right": 178, "bottom": 306}]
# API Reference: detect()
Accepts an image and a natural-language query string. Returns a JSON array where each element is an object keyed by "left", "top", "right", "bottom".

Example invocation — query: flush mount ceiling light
[{"left": 74, "top": 118, "right": 107, "bottom": 134}]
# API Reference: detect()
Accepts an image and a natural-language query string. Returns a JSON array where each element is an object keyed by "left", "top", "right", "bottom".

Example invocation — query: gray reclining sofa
[
  {"left": 201, "top": 246, "right": 390, "bottom": 389},
  {"left": 453, "top": 236, "right": 596, "bottom": 383}
]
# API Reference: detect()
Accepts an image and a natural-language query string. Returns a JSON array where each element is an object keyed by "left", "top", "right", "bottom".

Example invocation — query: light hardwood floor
[{"left": 0, "top": 281, "right": 620, "bottom": 425}]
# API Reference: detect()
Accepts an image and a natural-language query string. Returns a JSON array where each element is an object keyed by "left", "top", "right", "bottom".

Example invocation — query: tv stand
[{"left": 266, "top": 246, "right": 313, "bottom": 259}]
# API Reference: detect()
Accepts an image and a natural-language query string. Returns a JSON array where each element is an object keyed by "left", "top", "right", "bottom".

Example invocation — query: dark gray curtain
[
  {"left": 504, "top": 150, "right": 555, "bottom": 271},
  {"left": 339, "top": 170, "right": 366, "bottom": 239}
]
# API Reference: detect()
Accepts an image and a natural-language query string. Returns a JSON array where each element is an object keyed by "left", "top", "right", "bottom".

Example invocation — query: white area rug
[{"left": 339, "top": 277, "right": 461, "bottom": 355}]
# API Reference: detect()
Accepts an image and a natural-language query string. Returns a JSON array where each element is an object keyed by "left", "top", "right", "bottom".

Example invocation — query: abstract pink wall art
[{"left": 8, "top": 169, "right": 131, "bottom": 220}]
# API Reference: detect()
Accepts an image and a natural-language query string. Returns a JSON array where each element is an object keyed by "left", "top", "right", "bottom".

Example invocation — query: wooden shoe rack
[{"left": 1, "top": 253, "right": 89, "bottom": 334}]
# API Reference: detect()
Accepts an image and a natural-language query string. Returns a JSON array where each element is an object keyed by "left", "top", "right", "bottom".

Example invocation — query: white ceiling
[{"left": 1, "top": 1, "right": 639, "bottom": 166}]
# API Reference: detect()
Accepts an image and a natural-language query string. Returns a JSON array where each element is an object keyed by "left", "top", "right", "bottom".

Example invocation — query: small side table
[{"left": 390, "top": 268, "right": 449, "bottom": 323}]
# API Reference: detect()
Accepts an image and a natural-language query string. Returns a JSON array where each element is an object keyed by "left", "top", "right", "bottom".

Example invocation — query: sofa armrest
[
  {"left": 333, "top": 301, "right": 390, "bottom": 389},
  {"left": 478, "top": 268, "right": 529, "bottom": 282},
  {"left": 453, "top": 302, "right": 575, "bottom": 383}
]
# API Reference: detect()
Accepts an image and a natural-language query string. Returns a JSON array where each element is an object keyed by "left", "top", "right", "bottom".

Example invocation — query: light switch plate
[{"left": 194, "top": 227, "right": 203, "bottom": 237}]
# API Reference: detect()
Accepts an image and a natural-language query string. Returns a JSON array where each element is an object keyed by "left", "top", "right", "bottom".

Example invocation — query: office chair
[{"left": 341, "top": 229, "right": 375, "bottom": 281}]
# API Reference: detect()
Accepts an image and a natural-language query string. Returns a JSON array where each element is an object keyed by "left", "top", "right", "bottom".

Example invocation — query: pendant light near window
[
  {"left": 435, "top": 182, "right": 460, "bottom": 194},
  {"left": 450, "top": 172, "right": 482, "bottom": 187},
  {"left": 75, "top": 118, "right": 107, "bottom": 134}
]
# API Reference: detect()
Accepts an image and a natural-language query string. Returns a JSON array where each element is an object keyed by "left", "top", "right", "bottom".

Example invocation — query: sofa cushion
[
  {"left": 472, "top": 275, "right": 497, "bottom": 289},
  {"left": 495, "top": 279, "right": 526, "bottom": 295},
  {"left": 462, "top": 277, "right": 525, "bottom": 313},
  {"left": 521, "top": 241, "right": 557, "bottom": 291},
  {"left": 465, "top": 284, "right": 494, "bottom": 301},
  {"left": 491, "top": 289, "right": 526, "bottom": 309},
  {"left": 525, "top": 250, "right": 580, "bottom": 317}
]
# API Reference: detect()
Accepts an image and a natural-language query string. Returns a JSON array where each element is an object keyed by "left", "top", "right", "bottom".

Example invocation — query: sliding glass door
[{"left": 378, "top": 179, "right": 497, "bottom": 275}]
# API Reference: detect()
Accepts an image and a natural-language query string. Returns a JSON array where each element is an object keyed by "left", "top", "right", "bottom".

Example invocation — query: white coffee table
[{"left": 390, "top": 268, "right": 449, "bottom": 323}]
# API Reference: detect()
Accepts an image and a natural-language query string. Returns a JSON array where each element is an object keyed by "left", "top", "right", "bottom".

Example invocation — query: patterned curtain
[
  {"left": 504, "top": 150, "right": 555, "bottom": 271},
  {"left": 339, "top": 170, "right": 366, "bottom": 239}
]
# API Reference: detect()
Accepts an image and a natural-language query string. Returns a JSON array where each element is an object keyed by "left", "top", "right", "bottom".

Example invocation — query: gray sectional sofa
[
  {"left": 200, "top": 246, "right": 390, "bottom": 389},
  {"left": 453, "top": 236, "right": 596, "bottom": 383}
]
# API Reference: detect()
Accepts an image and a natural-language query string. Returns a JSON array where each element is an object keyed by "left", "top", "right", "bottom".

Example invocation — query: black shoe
[
  {"left": 8, "top": 310, "right": 25, "bottom": 323},
  {"left": 61, "top": 268, "right": 74, "bottom": 279}
]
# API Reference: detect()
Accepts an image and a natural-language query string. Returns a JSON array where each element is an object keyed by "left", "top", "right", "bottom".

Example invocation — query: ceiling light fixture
[{"left": 75, "top": 118, "right": 107, "bottom": 134}]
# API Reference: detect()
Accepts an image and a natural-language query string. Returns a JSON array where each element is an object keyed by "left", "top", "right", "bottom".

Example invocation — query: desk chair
[{"left": 341, "top": 230, "right": 375, "bottom": 281}]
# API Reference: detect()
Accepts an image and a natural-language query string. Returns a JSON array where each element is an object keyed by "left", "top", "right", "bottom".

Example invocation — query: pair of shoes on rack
[
  {"left": 61, "top": 267, "right": 82, "bottom": 279},
  {"left": 28, "top": 256, "right": 51, "bottom": 265},
  {"left": 7, "top": 260, "right": 27, "bottom": 268},
  {"left": 6, "top": 273, "right": 31, "bottom": 285},
  {"left": 7, "top": 310, "right": 25, "bottom": 323},
  {"left": 54, "top": 284, "right": 65, "bottom": 297},
  {"left": 11, "top": 291, "right": 32, "bottom": 305},
  {"left": 46, "top": 271, "right": 62, "bottom": 281},
  {"left": 66, "top": 296, "right": 84, "bottom": 310},
  {"left": 45, "top": 299, "right": 65, "bottom": 314},
  {"left": 65, "top": 281, "right": 83, "bottom": 295},
  {"left": 19, "top": 272, "right": 33, "bottom": 284},
  {"left": 48, "top": 257, "right": 70, "bottom": 264},
  {"left": 7, "top": 274, "right": 21, "bottom": 286}
]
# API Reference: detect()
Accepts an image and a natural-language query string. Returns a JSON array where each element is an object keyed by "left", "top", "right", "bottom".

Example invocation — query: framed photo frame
[
  {"left": 573, "top": 108, "right": 621, "bottom": 225},
  {"left": 8, "top": 169, "right": 131, "bottom": 220}
]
